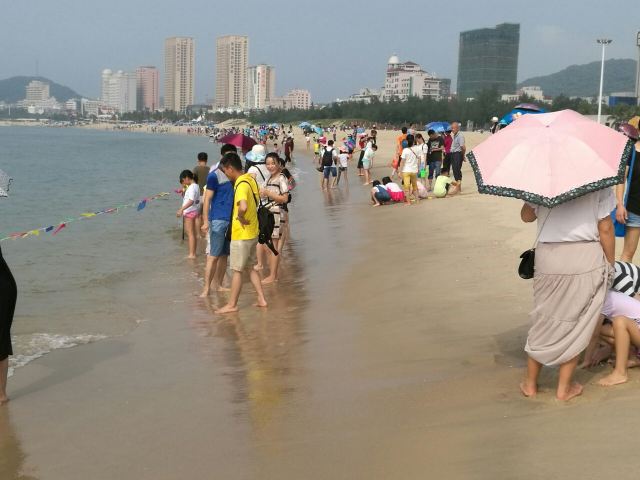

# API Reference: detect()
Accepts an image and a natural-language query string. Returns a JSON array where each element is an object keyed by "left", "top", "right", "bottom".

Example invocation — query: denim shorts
[
  {"left": 208, "top": 219, "right": 230, "bottom": 257},
  {"left": 627, "top": 211, "right": 640, "bottom": 228},
  {"left": 323, "top": 166, "right": 337, "bottom": 179}
]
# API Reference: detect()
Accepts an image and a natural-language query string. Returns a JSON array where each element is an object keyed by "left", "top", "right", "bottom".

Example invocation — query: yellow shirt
[{"left": 232, "top": 173, "right": 259, "bottom": 240}]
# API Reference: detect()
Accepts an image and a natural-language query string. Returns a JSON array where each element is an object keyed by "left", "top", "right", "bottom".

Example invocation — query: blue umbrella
[
  {"left": 356, "top": 127, "right": 365, "bottom": 134},
  {"left": 425, "top": 121, "right": 451, "bottom": 133},
  {"left": 299, "top": 121, "right": 311, "bottom": 127},
  {"left": 313, "top": 126, "right": 323, "bottom": 135},
  {"left": 499, "top": 108, "right": 546, "bottom": 126}
]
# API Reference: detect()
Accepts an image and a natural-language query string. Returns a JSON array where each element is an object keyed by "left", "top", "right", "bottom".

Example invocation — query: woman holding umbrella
[{"left": 467, "top": 110, "right": 631, "bottom": 401}]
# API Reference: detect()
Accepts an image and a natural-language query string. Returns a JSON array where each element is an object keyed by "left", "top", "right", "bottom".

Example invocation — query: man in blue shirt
[{"left": 200, "top": 145, "right": 235, "bottom": 296}]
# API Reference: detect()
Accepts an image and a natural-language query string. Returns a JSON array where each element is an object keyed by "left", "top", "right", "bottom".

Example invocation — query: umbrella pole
[{"left": 182, "top": 217, "right": 185, "bottom": 241}]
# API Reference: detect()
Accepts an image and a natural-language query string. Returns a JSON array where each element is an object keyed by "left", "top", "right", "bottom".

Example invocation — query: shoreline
[{"left": 2, "top": 126, "right": 639, "bottom": 479}]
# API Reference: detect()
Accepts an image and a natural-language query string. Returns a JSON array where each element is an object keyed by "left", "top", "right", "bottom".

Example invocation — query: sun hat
[
  {"left": 491, "top": 116, "right": 499, "bottom": 122},
  {"left": 245, "top": 144, "right": 267, "bottom": 163}
]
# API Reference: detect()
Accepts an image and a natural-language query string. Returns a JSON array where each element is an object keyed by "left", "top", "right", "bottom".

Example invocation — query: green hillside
[
  {"left": 519, "top": 58, "right": 637, "bottom": 97},
  {"left": 0, "top": 76, "right": 82, "bottom": 102}
]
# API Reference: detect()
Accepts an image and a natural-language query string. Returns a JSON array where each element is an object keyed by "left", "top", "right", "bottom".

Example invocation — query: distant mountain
[
  {"left": 519, "top": 59, "right": 637, "bottom": 97},
  {"left": 0, "top": 76, "right": 82, "bottom": 103}
]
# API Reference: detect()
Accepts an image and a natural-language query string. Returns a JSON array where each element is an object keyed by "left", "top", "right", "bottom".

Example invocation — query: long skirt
[
  {"left": 525, "top": 241, "right": 611, "bottom": 366},
  {"left": 0, "top": 245, "right": 17, "bottom": 361}
]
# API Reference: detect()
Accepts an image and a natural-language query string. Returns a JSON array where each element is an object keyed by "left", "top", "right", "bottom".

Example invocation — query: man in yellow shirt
[{"left": 215, "top": 153, "right": 267, "bottom": 314}]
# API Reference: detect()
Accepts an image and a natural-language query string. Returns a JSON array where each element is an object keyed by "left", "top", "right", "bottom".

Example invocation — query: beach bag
[
  {"left": 226, "top": 180, "right": 279, "bottom": 256},
  {"left": 612, "top": 148, "right": 637, "bottom": 238},
  {"left": 518, "top": 209, "right": 551, "bottom": 280}
]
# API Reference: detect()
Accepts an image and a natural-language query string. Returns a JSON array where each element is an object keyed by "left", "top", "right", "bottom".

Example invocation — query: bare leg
[
  {"left": 249, "top": 269, "right": 268, "bottom": 307},
  {"left": 215, "top": 271, "right": 242, "bottom": 314},
  {"left": 215, "top": 256, "right": 229, "bottom": 291},
  {"left": 185, "top": 217, "right": 197, "bottom": 258},
  {"left": 621, "top": 227, "right": 640, "bottom": 262},
  {"left": 598, "top": 316, "right": 640, "bottom": 386},
  {"left": 254, "top": 244, "right": 265, "bottom": 272},
  {"left": 262, "top": 246, "right": 280, "bottom": 284},
  {"left": 556, "top": 356, "right": 583, "bottom": 401},
  {"left": 520, "top": 356, "right": 541, "bottom": 397},
  {"left": 0, "top": 358, "right": 8, "bottom": 404},
  {"left": 200, "top": 256, "right": 219, "bottom": 297}
]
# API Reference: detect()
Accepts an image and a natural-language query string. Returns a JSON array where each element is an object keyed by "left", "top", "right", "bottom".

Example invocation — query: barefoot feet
[
  {"left": 519, "top": 380, "right": 537, "bottom": 398},
  {"left": 597, "top": 371, "right": 628, "bottom": 387},
  {"left": 556, "top": 382, "right": 583, "bottom": 401},
  {"left": 215, "top": 304, "right": 239, "bottom": 314}
]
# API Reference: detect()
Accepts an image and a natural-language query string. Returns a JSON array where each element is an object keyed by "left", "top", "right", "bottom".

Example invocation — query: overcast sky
[{"left": 2, "top": 0, "right": 639, "bottom": 103}]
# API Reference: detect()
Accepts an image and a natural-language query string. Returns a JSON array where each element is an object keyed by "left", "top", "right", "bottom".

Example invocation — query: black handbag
[
  {"left": 518, "top": 209, "right": 551, "bottom": 280},
  {"left": 518, "top": 249, "right": 535, "bottom": 279}
]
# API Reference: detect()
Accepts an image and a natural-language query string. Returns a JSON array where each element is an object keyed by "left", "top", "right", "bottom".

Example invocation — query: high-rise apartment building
[
  {"left": 164, "top": 37, "right": 195, "bottom": 112},
  {"left": 136, "top": 66, "right": 159, "bottom": 112},
  {"left": 215, "top": 35, "right": 249, "bottom": 109},
  {"left": 247, "top": 64, "right": 275, "bottom": 109},
  {"left": 26, "top": 80, "right": 50, "bottom": 101},
  {"left": 457, "top": 23, "right": 520, "bottom": 100},
  {"left": 101, "top": 69, "right": 137, "bottom": 113}
]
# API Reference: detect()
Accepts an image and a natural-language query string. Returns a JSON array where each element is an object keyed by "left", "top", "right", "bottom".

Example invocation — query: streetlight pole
[{"left": 597, "top": 38, "right": 612, "bottom": 124}]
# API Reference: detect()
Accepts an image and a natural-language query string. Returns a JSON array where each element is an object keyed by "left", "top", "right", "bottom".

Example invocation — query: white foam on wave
[{"left": 8, "top": 333, "right": 108, "bottom": 377}]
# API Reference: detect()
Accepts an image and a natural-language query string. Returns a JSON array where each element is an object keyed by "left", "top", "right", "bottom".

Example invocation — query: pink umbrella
[
  {"left": 467, "top": 109, "right": 634, "bottom": 207},
  {"left": 218, "top": 133, "right": 256, "bottom": 152}
]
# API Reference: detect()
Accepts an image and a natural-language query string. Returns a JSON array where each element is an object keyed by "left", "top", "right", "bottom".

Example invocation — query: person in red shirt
[{"left": 442, "top": 128, "right": 453, "bottom": 173}]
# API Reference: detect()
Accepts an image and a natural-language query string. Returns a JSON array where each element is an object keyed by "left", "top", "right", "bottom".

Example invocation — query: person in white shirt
[
  {"left": 520, "top": 188, "right": 616, "bottom": 401},
  {"left": 336, "top": 149, "right": 350, "bottom": 186},
  {"left": 362, "top": 144, "right": 378, "bottom": 185},
  {"left": 176, "top": 170, "right": 201, "bottom": 259},
  {"left": 399, "top": 134, "right": 421, "bottom": 204}
]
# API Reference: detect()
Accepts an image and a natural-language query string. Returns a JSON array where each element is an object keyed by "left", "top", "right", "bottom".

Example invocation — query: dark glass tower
[{"left": 457, "top": 23, "right": 520, "bottom": 99}]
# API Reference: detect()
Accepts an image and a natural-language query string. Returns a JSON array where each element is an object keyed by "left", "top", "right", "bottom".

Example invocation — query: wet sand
[{"left": 3, "top": 129, "right": 640, "bottom": 479}]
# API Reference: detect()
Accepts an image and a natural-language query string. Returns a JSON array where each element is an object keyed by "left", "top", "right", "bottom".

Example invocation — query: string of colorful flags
[{"left": 0, "top": 192, "right": 172, "bottom": 243}]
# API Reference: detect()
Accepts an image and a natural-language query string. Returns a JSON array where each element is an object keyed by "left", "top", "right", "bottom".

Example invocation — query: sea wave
[{"left": 9, "top": 333, "right": 108, "bottom": 377}]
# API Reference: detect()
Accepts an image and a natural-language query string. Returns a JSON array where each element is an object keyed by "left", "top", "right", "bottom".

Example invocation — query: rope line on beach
[{"left": 0, "top": 192, "right": 172, "bottom": 243}]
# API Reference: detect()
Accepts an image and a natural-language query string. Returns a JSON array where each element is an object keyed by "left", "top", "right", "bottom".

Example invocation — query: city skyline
[{"left": 2, "top": 0, "right": 640, "bottom": 103}]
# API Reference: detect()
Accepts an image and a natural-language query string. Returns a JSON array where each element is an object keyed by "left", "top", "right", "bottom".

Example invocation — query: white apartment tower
[
  {"left": 101, "top": 69, "right": 137, "bottom": 113},
  {"left": 26, "top": 80, "right": 50, "bottom": 101},
  {"left": 247, "top": 64, "right": 275, "bottom": 109},
  {"left": 383, "top": 55, "right": 451, "bottom": 101},
  {"left": 164, "top": 37, "right": 195, "bottom": 112},
  {"left": 216, "top": 35, "right": 249, "bottom": 109}
]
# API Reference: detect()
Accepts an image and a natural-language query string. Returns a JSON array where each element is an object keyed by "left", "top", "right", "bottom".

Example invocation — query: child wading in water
[{"left": 177, "top": 170, "right": 201, "bottom": 259}]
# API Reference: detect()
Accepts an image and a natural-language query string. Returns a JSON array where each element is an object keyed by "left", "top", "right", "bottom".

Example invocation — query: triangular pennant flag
[
  {"left": 29, "top": 230, "right": 40, "bottom": 236},
  {"left": 45, "top": 226, "right": 54, "bottom": 232},
  {"left": 81, "top": 213, "right": 96, "bottom": 218},
  {"left": 137, "top": 199, "right": 147, "bottom": 211},
  {"left": 52, "top": 223, "right": 66, "bottom": 236}
]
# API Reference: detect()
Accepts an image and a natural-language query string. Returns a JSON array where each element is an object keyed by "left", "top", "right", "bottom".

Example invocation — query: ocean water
[{"left": 0, "top": 126, "right": 218, "bottom": 375}]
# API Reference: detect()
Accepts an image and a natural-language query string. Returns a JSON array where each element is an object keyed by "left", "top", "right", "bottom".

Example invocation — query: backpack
[
  {"left": 322, "top": 147, "right": 335, "bottom": 167},
  {"left": 229, "top": 180, "right": 278, "bottom": 256}
]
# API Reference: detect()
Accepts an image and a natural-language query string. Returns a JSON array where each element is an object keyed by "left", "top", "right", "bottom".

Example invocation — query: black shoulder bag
[{"left": 518, "top": 209, "right": 551, "bottom": 280}]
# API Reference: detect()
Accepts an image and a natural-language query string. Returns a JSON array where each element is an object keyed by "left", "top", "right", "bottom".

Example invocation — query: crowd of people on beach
[
  {"left": 307, "top": 121, "right": 465, "bottom": 206},
  {"left": 177, "top": 137, "right": 295, "bottom": 314}
]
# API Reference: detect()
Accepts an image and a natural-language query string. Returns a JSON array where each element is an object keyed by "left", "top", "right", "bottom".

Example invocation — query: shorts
[
  {"left": 374, "top": 189, "right": 391, "bottom": 202},
  {"left": 339, "top": 166, "right": 347, "bottom": 172},
  {"left": 626, "top": 211, "right": 640, "bottom": 228},
  {"left": 362, "top": 159, "right": 371, "bottom": 170},
  {"left": 230, "top": 238, "right": 258, "bottom": 272},
  {"left": 208, "top": 219, "right": 230, "bottom": 257},
  {"left": 428, "top": 160, "right": 442, "bottom": 180},
  {"left": 323, "top": 166, "right": 337, "bottom": 178},
  {"left": 184, "top": 210, "right": 198, "bottom": 219}
]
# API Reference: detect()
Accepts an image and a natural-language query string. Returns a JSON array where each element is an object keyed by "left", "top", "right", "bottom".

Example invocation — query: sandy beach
[{"left": 2, "top": 125, "right": 639, "bottom": 479}]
